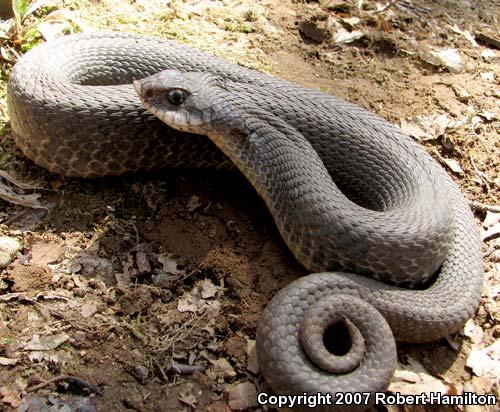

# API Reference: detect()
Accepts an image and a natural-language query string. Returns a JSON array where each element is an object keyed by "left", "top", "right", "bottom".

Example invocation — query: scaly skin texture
[
  {"left": 134, "top": 69, "right": 483, "bottom": 408},
  {"left": 8, "top": 33, "right": 483, "bottom": 407}
]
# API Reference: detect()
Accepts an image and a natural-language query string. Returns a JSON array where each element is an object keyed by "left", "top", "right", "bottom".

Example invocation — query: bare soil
[{"left": 0, "top": 1, "right": 498, "bottom": 411}]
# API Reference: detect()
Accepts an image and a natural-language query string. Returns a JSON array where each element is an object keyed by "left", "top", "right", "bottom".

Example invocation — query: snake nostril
[
  {"left": 143, "top": 88, "right": 155, "bottom": 99},
  {"left": 323, "top": 321, "right": 352, "bottom": 356}
]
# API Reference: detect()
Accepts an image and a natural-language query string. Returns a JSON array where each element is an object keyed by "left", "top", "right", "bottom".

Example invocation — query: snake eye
[{"left": 167, "top": 89, "right": 187, "bottom": 105}]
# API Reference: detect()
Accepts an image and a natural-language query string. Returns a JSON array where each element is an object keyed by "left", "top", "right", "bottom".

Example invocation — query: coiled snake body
[{"left": 8, "top": 33, "right": 483, "bottom": 409}]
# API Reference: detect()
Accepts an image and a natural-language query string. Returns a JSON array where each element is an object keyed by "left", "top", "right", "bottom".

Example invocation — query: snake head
[{"left": 134, "top": 70, "right": 221, "bottom": 135}]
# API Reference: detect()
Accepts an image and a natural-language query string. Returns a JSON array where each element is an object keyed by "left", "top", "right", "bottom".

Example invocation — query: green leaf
[
  {"left": 12, "top": 0, "right": 47, "bottom": 28},
  {"left": 12, "top": 0, "right": 29, "bottom": 29}
]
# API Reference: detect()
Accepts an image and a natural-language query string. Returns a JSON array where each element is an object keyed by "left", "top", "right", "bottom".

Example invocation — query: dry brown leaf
[
  {"left": 466, "top": 341, "right": 500, "bottom": 381},
  {"left": 135, "top": 251, "right": 151, "bottom": 274},
  {"left": 342, "top": 17, "right": 361, "bottom": 27},
  {"left": 177, "top": 294, "right": 198, "bottom": 313},
  {"left": 389, "top": 358, "right": 453, "bottom": 396},
  {"left": 442, "top": 158, "right": 465, "bottom": 175},
  {"left": 0, "top": 356, "right": 20, "bottom": 366},
  {"left": 462, "top": 318, "right": 484, "bottom": 345},
  {"left": 80, "top": 300, "right": 98, "bottom": 318},
  {"left": 177, "top": 293, "right": 221, "bottom": 315},
  {"left": 44, "top": 9, "right": 72, "bottom": 22},
  {"left": 480, "top": 72, "right": 495, "bottom": 81},
  {"left": 0, "top": 170, "right": 48, "bottom": 209},
  {"left": 0, "top": 170, "right": 41, "bottom": 190},
  {"left": 200, "top": 278, "right": 218, "bottom": 298},
  {"left": 34, "top": 290, "right": 71, "bottom": 301},
  {"left": 157, "top": 254, "right": 179, "bottom": 274},
  {"left": 70, "top": 254, "right": 113, "bottom": 277},
  {"left": 400, "top": 114, "right": 462, "bottom": 141},
  {"left": 21, "top": 333, "right": 70, "bottom": 351},
  {"left": 208, "top": 357, "right": 236, "bottom": 379},
  {"left": 0, "top": 46, "right": 13, "bottom": 62},
  {"left": 178, "top": 390, "right": 197, "bottom": 408},
  {"left": 0, "top": 182, "right": 45, "bottom": 209},
  {"left": 29, "top": 239, "right": 66, "bottom": 265},
  {"left": 27, "top": 350, "right": 71, "bottom": 366},
  {"left": 0, "top": 292, "right": 27, "bottom": 302},
  {"left": 0, "top": 386, "right": 22, "bottom": 408}
]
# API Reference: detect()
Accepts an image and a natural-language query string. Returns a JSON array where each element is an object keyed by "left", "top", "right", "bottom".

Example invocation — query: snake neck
[
  {"left": 207, "top": 100, "right": 341, "bottom": 217},
  {"left": 133, "top": 69, "right": 454, "bottom": 286},
  {"left": 202, "top": 98, "right": 451, "bottom": 283}
]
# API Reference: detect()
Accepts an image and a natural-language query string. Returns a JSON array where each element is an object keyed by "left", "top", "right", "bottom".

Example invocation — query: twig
[
  {"left": 469, "top": 201, "right": 500, "bottom": 214},
  {"left": 26, "top": 375, "right": 103, "bottom": 396},
  {"left": 152, "top": 358, "right": 169, "bottom": 383},
  {"left": 396, "top": 0, "right": 431, "bottom": 14},
  {"left": 166, "top": 360, "right": 205, "bottom": 374}
]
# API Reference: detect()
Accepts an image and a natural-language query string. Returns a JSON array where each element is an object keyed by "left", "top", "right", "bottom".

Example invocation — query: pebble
[
  {"left": 131, "top": 365, "right": 149, "bottom": 384},
  {"left": 0, "top": 236, "right": 21, "bottom": 268}
]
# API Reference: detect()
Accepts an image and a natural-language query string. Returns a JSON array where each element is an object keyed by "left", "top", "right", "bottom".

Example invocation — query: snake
[{"left": 7, "top": 33, "right": 483, "bottom": 410}]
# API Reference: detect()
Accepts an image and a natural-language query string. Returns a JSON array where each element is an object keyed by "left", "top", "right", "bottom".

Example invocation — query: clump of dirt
[{"left": 0, "top": 0, "right": 498, "bottom": 411}]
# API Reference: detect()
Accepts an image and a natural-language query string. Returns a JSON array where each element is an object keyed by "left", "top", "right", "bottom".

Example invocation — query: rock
[
  {"left": 0, "top": 236, "right": 21, "bottom": 269},
  {"left": 70, "top": 254, "right": 115, "bottom": 286},
  {"left": 452, "top": 84, "right": 472, "bottom": 103},
  {"left": 130, "top": 365, "right": 149, "bottom": 384},
  {"left": 420, "top": 48, "right": 464, "bottom": 74},
  {"left": 227, "top": 381, "right": 258, "bottom": 410},
  {"left": 480, "top": 49, "right": 497, "bottom": 63},
  {"left": 333, "top": 28, "right": 364, "bottom": 45}
]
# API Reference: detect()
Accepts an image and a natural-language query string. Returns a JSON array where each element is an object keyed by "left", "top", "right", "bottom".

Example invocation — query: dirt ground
[{"left": 0, "top": 0, "right": 499, "bottom": 411}]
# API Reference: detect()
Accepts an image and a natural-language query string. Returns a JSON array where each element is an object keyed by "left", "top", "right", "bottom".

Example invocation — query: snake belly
[{"left": 7, "top": 33, "right": 483, "bottom": 409}]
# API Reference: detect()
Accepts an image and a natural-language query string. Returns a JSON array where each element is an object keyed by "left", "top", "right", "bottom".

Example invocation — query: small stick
[
  {"left": 26, "top": 375, "right": 103, "bottom": 396},
  {"left": 166, "top": 360, "right": 205, "bottom": 374},
  {"left": 152, "top": 358, "right": 169, "bottom": 383}
]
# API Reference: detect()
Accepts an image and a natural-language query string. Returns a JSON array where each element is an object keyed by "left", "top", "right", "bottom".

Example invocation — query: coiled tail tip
[{"left": 256, "top": 285, "right": 397, "bottom": 411}]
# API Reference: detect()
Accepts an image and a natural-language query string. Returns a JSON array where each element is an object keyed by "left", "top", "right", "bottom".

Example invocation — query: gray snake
[{"left": 7, "top": 33, "right": 483, "bottom": 409}]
